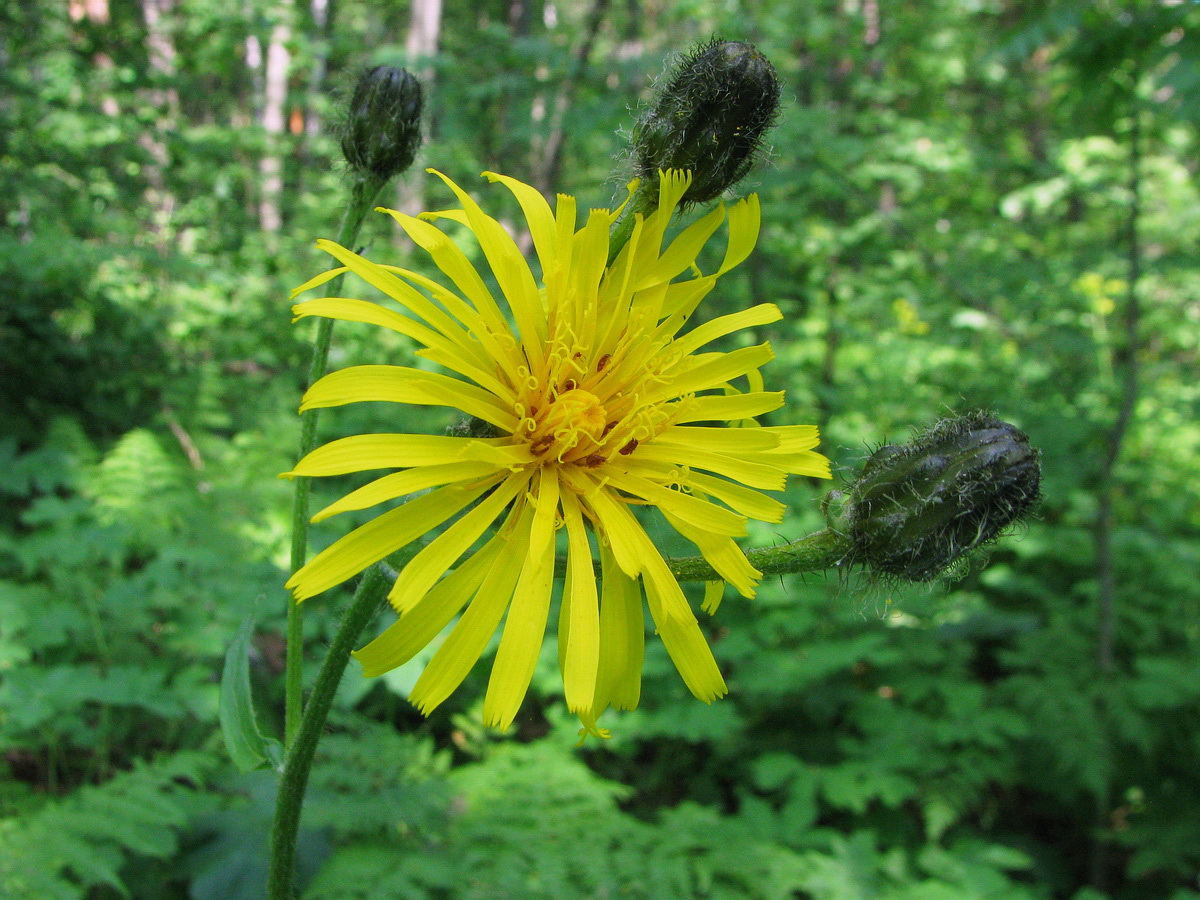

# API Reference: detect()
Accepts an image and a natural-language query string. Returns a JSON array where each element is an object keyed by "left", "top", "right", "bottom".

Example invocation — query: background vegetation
[{"left": 2, "top": 0, "right": 1199, "bottom": 897}]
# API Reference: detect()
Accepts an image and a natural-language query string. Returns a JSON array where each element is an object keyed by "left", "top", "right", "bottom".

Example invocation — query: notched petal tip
[{"left": 350, "top": 648, "right": 386, "bottom": 679}]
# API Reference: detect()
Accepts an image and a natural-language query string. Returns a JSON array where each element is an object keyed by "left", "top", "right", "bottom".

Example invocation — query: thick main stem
[
  {"left": 285, "top": 173, "right": 387, "bottom": 747},
  {"left": 268, "top": 565, "right": 389, "bottom": 900}
]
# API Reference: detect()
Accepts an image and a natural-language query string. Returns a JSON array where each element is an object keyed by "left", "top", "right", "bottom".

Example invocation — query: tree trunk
[
  {"left": 394, "top": 0, "right": 442, "bottom": 218},
  {"left": 533, "top": 0, "right": 610, "bottom": 198},
  {"left": 139, "top": 0, "right": 179, "bottom": 248},
  {"left": 304, "top": 0, "right": 332, "bottom": 140},
  {"left": 258, "top": 10, "right": 293, "bottom": 237}
]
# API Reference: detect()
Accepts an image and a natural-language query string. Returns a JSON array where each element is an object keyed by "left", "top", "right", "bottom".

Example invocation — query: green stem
[
  {"left": 268, "top": 565, "right": 389, "bottom": 900},
  {"left": 676, "top": 528, "right": 849, "bottom": 580},
  {"left": 285, "top": 173, "right": 388, "bottom": 748},
  {"left": 553, "top": 528, "right": 851, "bottom": 581},
  {"left": 606, "top": 183, "right": 658, "bottom": 265}
]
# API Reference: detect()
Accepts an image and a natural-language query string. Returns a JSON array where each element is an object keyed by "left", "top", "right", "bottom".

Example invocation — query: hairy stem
[
  {"left": 556, "top": 527, "right": 851, "bottom": 581},
  {"left": 606, "top": 184, "right": 657, "bottom": 265},
  {"left": 268, "top": 565, "right": 389, "bottom": 900},
  {"left": 285, "top": 172, "right": 387, "bottom": 747}
]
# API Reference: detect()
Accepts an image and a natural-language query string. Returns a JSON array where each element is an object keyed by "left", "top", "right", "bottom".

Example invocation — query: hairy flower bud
[
  {"left": 340, "top": 66, "right": 423, "bottom": 180},
  {"left": 632, "top": 38, "right": 781, "bottom": 206},
  {"left": 836, "top": 413, "right": 1042, "bottom": 582}
]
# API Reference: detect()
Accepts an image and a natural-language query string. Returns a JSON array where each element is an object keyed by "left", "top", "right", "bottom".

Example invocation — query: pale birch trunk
[
  {"left": 394, "top": 0, "right": 442, "bottom": 218},
  {"left": 139, "top": 0, "right": 179, "bottom": 247},
  {"left": 258, "top": 12, "right": 293, "bottom": 237}
]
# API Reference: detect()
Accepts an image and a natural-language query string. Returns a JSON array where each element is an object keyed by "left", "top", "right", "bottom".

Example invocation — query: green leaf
[{"left": 219, "top": 610, "right": 271, "bottom": 772}]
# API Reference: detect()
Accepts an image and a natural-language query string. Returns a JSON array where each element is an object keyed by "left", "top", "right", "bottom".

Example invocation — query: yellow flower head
[{"left": 285, "top": 169, "right": 830, "bottom": 738}]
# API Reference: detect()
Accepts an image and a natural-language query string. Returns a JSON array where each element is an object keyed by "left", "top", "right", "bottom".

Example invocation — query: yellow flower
[{"left": 284, "top": 169, "right": 830, "bottom": 738}]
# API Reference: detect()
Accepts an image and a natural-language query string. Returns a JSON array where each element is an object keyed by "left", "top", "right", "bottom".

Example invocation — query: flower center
[{"left": 530, "top": 389, "right": 608, "bottom": 461}]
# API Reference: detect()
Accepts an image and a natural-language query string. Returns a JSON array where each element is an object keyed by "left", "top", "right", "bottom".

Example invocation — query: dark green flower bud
[
  {"left": 838, "top": 413, "right": 1042, "bottom": 582},
  {"left": 632, "top": 38, "right": 781, "bottom": 206},
  {"left": 340, "top": 66, "right": 423, "bottom": 180}
]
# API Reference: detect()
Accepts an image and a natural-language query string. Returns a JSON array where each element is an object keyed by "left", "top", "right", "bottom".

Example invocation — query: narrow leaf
[{"left": 220, "top": 611, "right": 270, "bottom": 771}]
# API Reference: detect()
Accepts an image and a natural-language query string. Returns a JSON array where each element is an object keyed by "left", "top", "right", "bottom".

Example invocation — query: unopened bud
[
  {"left": 632, "top": 38, "right": 781, "bottom": 205},
  {"left": 340, "top": 66, "right": 423, "bottom": 180},
  {"left": 836, "top": 413, "right": 1042, "bottom": 582}
]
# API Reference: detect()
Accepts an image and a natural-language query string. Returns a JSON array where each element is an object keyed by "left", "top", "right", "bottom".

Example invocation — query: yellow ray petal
[
  {"left": 285, "top": 479, "right": 496, "bottom": 601},
  {"left": 374, "top": 213, "right": 511, "bottom": 337},
  {"left": 301, "top": 365, "right": 518, "bottom": 433},
  {"left": 623, "top": 170, "right": 692, "bottom": 287},
  {"left": 292, "top": 297, "right": 514, "bottom": 401},
  {"left": 717, "top": 194, "right": 761, "bottom": 275},
  {"left": 482, "top": 470, "right": 561, "bottom": 730},
  {"left": 758, "top": 448, "right": 833, "bottom": 480},
  {"left": 553, "top": 192, "right": 578, "bottom": 278},
  {"left": 766, "top": 424, "right": 821, "bottom": 451},
  {"left": 654, "top": 276, "right": 717, "bottom": 329},
  {"left": 408, "top": 501, "right": 534, "bottom": 713},
  {"left": 656, "top": 168, "right": 692, "bottom": 215},
  {"left": 653, "top": 424, "right": 781, "bottom": 454},
  {"left": 643, "top": 575, "right": 728, "bottom": 703},
  {"left": 314, "top": 240, "right": 482, "bottom": 348},
  {"left": 626, "top": 281, "right": 671, "bottom": 332},
  {"left": 293, "top": 295, "right": 437, "bottom": 342},
  {"left": 579, "top": 480, "right": 645, "bottom": 579},
  {"left": 662, "top": 508, "right": 760, "bottom": 599},
  {"left": 426, "top": 169, "right": 547, "bottom": 350},
  {"left": 584, "top": 487, "right": 693, "bottom": 622},
  {"left": 484, "top": 172, "right": 558, "bottom": 281},
  {"left": 671, "top": 391, "right": 785, "bottom": 423},
  {"left": 601, "top": 469, "right": 747, "bottom": 538},
  {"left": 286, "top": 433, "right": 522, "bottom": 478},
  {"left": 644, "top": 343, "right": 775, "bottom": 403},
  {"left": 559, "top": 490, "right": 599, "bottom": 714},
  {"left": 567, "top": 208, "right": 615, "bottom": 334},
  {"left": 757, "top": 426, "right": 831, "bottom": 479},
  {"left": 670, "top": 304, "right": 783, "bottom": 358},
  {"left": 702, "top": 581, "right": 725, "bottom": 615},
  {"left": 594, "top": 543, "right": 644, "bottom": 713},
  {"left": 352, "top": 535, "right": 501, "bottom": 676},
  {"left": 311, "top": 460, "right": 505, "bottom": 522},
  {"left": 637, "top": 202, "right": 725, "bottom": 291},
  {"left": 684, "top": 471, "right": 787, "bottom": 523},
  {"left": 376, "top": 263, "right": 521, "bottom": 378},
  {"left": 291, "top": 265, "right": 347, "bottom": 299},
  {"left": 633, "top": 443, "right": 787, "bottom": 491},
  {"left": 388, "top": 473, "right": 530, "bottom": 614}
]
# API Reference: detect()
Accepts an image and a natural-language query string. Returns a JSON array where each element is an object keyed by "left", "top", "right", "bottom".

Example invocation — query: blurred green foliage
[{"left": 2, "top": 0, "right": 1199, "bottom": 898}]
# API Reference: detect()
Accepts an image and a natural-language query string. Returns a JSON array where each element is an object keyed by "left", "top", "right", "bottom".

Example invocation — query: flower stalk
[
  {"left": 285, "top": 65, "right": 424, "bottom": 747},
  {"left": 284, "top": 175, "right": 386, "bottom": 747},
  {"left": 268, "top": 565, "right": 389, "bottom": 900}
]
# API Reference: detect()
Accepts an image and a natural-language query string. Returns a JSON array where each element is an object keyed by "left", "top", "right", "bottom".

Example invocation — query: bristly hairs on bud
[
  {"left": 631, "top": 37, "right": 781, "bottom": 208},
  {"left": 825, "top": 412, "right": 1043, "bottom": 583},
  {"left": 336, "top": 66, "right": 424, "bottom": 183}
]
